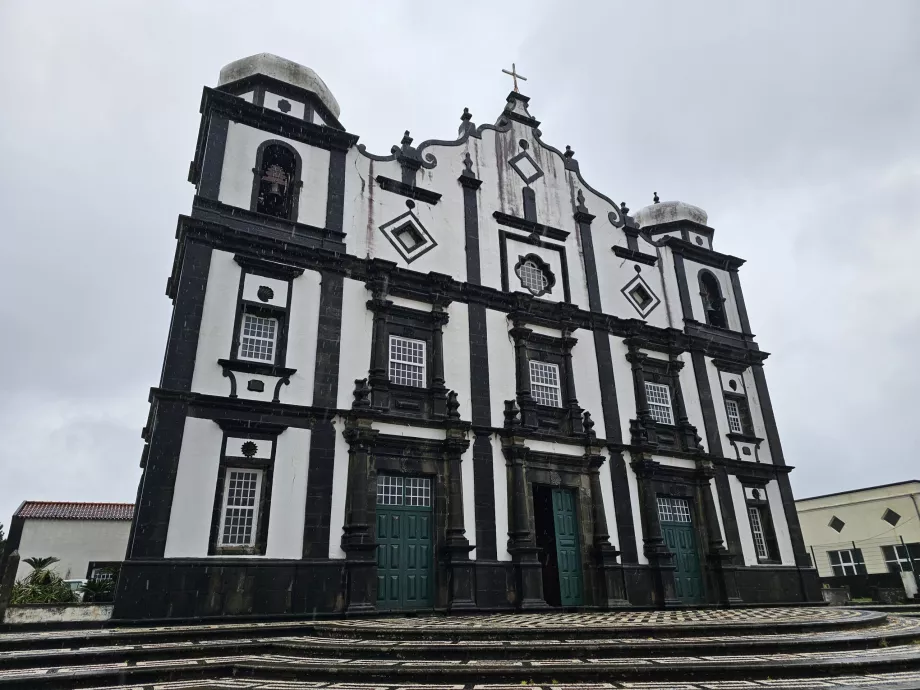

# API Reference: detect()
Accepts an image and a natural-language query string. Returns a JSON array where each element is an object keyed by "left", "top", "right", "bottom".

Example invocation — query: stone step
[
  {"left": 3, "top": 618, "right": 920, "bottom": 672},
  {"left": 3, "top": 643, "right": 920, "bottom": 688}
]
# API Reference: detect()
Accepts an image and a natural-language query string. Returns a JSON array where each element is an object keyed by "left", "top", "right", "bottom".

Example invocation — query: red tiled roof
[{"left": 14, "top": 501, "right": 134, "bottom": 521}]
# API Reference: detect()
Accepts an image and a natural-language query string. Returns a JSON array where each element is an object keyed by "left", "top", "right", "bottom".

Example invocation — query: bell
[{"left": 267, "top": 182, "right": 283, "bottom": 198}]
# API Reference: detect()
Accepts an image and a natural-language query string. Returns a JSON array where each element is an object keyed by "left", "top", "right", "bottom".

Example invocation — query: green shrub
[{"left": 9, "top": 557, "right": 77, "bottom": 605}]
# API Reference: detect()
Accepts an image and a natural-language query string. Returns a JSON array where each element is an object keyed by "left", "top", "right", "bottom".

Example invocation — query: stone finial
[
  {"left": 620, "top": 201, "right": 630, "bottom": 215},
  {"left": 653, "top": 192, "right": 660, "bottom": 204},
  {"left": 447, "top": 391, "right": 461, "bottom": 420},
  {"left": 583, "top": 410, "right": 596, "bottom": 441},
  {"left": 461, "top": 107, "right": 472, "bottom": 123},
  {"left": 352, "top": 378, "right": 371, "bottom": 408},
  {"left": 564, "top": 145, "right": 575, "bottom": 159},
  {"left": 503, "top": 400, "right": 521, "bottom": 429},
  {"left": 462, "top": 152, "right": 474, "bottom": 177}
]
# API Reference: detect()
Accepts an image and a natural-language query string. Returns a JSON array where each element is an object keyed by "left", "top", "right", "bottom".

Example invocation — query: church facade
[{"left": 113, "top": 54, "right": 820, "bottom": 619}]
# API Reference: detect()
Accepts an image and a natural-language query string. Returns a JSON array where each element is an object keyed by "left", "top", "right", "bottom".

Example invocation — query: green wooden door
[
  {"left": 658, "top": 496, "right": 704, "bottom": 604},
  {"left": 551, "top": 488, "right": 583, "bottom": 606},
  {"left": 376, "top": 474, "right": 433, "bottom": 610}
]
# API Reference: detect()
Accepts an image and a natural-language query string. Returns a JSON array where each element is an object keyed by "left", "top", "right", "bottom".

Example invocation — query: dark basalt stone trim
[
  {"left": 645, "top": 219, "right": 714, "bottom": 239},
  {"left": 302, "top": 271, "right": 344, "bottom": 558},
  {"left": 522, "top": 187, "right": 537, "bottom": 222},
  {"left": 326, "top": 150, "right": 347, "bottom": 234},
  {"left": 671, "top": 252, "right": 695, "bottom": 323},
  {"left": 217, "top": 74, "right": 344, "bottom": 130},
  {"left": 196, "top": 115, "right": 229, "bottom": 199},
  {"left": 624, "top": 227, "right": 640, "bottom": 252},
  {"left": 494, "top": 212, "right": 570, "bottom": 241},
  {"left": 171, "top": 217, "right": 767, "bottom": 361},
  {"left": 662, "top": 236, "right": 745, "bottom": 270},
  {"left": 233, "top": 254, "right": 305, "bottom": 281},
  {"left": 374, "top": 175, "right": 441, "bottom": 204},
  {"left": 216, "top": 358, "right": 297, "bottom": 379},
  {"left": 128, "top": 399, "right": 188, "bottom": 559},
  {"left": 729, "top": 269, "right": 753, "bottom": 334},
  {"left": 613, "top": 245, "right": 658, "bottom": 267},
  {"left": 160, "top": 241, "right": 212, "bottom": 391},
  {"left": 198, "top": 87, "right": 358, "bottom": 156}
]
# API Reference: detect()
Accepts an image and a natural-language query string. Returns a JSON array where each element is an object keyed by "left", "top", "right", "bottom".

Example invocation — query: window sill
[
  {"left": 218, "top": 358, "right": 297, "bottom": 378},
  {"left": 727, "top": 432, "right": 763, "bottom": 444},
  {"left": 211, "top": 546, "right": 264, "bottom": 557}
]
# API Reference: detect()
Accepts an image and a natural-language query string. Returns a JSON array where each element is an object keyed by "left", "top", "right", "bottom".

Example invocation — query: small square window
[
  {"left": 828, "top": 516, "right": 845, "bottom": 533},
  {"left": 529, "top": 360, "right": 561, "bottom": 407},
  {"left": 882, "top": 508, "right": 901, "bottom": 526},
  {"left": 645, "top": 382, "right": 674, "bottom": 425},
  {"left": 628, "top": 284, "right": 653, "bottom": 310},
  {"left": 394, "top": 223, "right": 425, "bottom": 252}
]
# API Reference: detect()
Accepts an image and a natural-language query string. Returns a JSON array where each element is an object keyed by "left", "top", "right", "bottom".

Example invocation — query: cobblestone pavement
[{"left": 79, "top": 672, "right": 920, "bottom": 689}]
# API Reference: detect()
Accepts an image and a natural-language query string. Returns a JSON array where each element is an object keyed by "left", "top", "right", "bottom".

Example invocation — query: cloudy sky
[{"left": 0, "top": 1, "right": 918, "bottom": 530}]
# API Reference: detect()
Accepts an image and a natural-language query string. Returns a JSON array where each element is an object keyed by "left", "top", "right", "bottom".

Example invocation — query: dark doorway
[{"left": 533, "top": 484, "right": 561, "bottom": 606}]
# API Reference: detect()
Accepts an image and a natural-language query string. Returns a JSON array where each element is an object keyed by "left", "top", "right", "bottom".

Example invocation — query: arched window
[
  {"left": 698, "top": 270, "right": 727, "bottom": 328},
  {"left": 250, "top": 141, "right": 302, "bottom": 220}
]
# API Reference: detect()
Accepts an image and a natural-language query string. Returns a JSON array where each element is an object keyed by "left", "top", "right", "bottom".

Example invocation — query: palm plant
[
  {"left": 80, "top": 578, "right": 115, "bottom": 603},
  {"left": 10, "top": 556, "right": 76, "bottom": 605}
]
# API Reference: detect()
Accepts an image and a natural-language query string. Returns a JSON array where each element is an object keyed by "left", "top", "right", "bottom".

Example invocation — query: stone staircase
[{"left": 2, "top": 608, "right": 920, "bottom": 688}]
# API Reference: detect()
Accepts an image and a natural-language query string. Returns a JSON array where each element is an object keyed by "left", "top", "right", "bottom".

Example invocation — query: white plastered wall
[
  {"left": 623, "top": 452, "right": 648, "bottom": 564},
  {"left": 571, "top": 328, "right": 605, "bottom": 439},
  {"left": 486, "top": 308, "right": 517, "bottom": 428},
  {"left": 219, "top": 122, "right": 329, "bottom": 227},
  {"left": 335, "top": 278, "right": 375, "bottom": 409},
  {"left": 15, "top": 520, "right": 131, "bottom": 581},
  {"left": 190, "top": 251, "right": 321, "bottom": 406},
  {"left": 265, "top": 428, "right": 311, "bottom": 558},
  {"left": 492, "top": 434, "right": 511, "bottom": 561},
  {"left": 327, "top": 416, "right": 350, "bottom": 559}
]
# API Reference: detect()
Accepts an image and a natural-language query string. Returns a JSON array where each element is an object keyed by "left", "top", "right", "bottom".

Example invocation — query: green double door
[
  {"left": 552, "top": 488, "right": 583, "bottom": 606},
  {"left": 658, "top": 496, "right": 705, "bottom": 604},
  {"left": 376, "top": 474, "right": 433, "bottom": 610}
]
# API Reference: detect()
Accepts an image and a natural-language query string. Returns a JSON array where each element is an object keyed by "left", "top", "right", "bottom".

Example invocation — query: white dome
[
  {"left": 218, "top": 53, "right": 341, "bottom": 119},
  {"left": 634, "top": 200, "right": 708, "bottom": 229}
]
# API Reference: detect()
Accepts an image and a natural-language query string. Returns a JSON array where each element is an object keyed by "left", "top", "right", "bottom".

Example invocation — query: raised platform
[{"left": 2, "top": 608, "right": 920, "bottom": 688}]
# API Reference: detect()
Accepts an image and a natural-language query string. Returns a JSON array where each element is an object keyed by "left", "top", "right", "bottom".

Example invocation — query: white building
[
  {"left": 6, "top": 502, "right": 133, "bottom": 582},
  {"left": 115, "top": 53, "right": 820, "bottom": 619},
  {"left": 797, "top": 480, "right": 920, "bottom": 596}
]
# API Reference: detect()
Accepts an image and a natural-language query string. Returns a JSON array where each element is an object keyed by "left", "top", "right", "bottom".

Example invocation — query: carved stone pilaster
[
  {"left": 429, "top": 306, "right": 450, "bottom": 418},
  {"left": 586, "top": 453, "right": 629, "bottom": 607},
  {"left": 341, "top": 418, "right": 379, "bottom": 613},
  {"left": 502, "top": 438, "right": 547, "bottom": 610},
  {"left": 365, "top": 268, "right": 393, "bottom": 411},
  {"left": 560, "top": 331, "right": 584, "bottom": 435},
  {"left": 509, "top": 323, "right": 537, "bottom": 429},
  {"left": 625, "top": 343, "right": 657, "bottom": 447},
  {"left": 631, "top": 456, "right": 682, "bottom": 607},
  {"left": 444, "top": 428, "right": 475, "bottom": 610}
]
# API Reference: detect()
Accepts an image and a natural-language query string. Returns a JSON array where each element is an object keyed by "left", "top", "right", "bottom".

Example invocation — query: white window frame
[
  {"left": 748, "top": 506, "right": 769, "bottom": 560},
  {"left": 90, "top": 568, "right": 114, "bottom": 582},
  {"left": 388, "top": 335, "right": 427, "bottom": 388},
  {"left": 645, "top": 382, "right": 674, "bottom": 425},
  {"left": 829, "top": 549, "right": 858, "bottom": 576},
  {"left": 725, "top": 398, "right": 744, "bottom": 434},
  {"left": 218, "top": 468, "right": 263, "bottom": 548},
  {"left": 883, "top": 545, "right": 913, "bottom": 573},
  {"left": 529, "top": 360, "right": 562, "bottom": 407},
  {"left": 518, "top": 259, "right": 549, "bottom": 295},
  {"left": 657, "top": 496, "right": 692, "bottom": 524},
  {"left": 238, "top": 311, "right": 279, "bottom": 364}
]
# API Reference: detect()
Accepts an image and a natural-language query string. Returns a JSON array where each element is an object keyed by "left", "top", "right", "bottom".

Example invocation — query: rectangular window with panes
[
  {"left": 530, "top": 360, "right": 562, "bottom": 407},
  {"left": 218, "top": 468, "right": 263, "bottom": 547},
  {"left": 748, "top": 506, "right": 769, "bottom": 560},
  {"left": 376, "top": 474, "right": 432, "bottom": 508},
  {"left": 645, "top": 382, "right": 674, "bottom": 425},
  {"left": 828, "top": 549, "right": 861, "bottom": 576},
  {"left": 657, "top": 496, "right": 692, "bottom": 524},
  {"left": 239, "top": 312, "right": 278, "bottom": 364},
  {"left": 389, "top": 336, "right": 426, "bottom": 387},
  {"left": 725, "top": 398, "right": 744, "bottom": 433}
]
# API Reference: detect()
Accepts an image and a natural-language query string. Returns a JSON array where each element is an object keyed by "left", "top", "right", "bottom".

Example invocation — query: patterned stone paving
[
  {"left": 318, "top": 608, "right": 875, "bottom": 631},
  {"left": 78, "top": 673, "right": 920, "bottom": 689}
]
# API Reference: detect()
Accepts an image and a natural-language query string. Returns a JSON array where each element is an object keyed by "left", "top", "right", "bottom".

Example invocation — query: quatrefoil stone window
[{"left": 514, "top": 254, "right": 555, "bottom": 297}]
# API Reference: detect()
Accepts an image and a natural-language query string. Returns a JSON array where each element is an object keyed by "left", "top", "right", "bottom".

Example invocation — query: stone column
[
  {"left": 586, "top": 453, "right": 628, "bottom": 606},
  {"left": 366, "top": 273, "right": 392, "bottom": 410},
  {"left": 444, "top": 426, "right": 475, "bottom": 610},
  {"left": 341, "top": 418, "right": 379, "bottom": 613},
  {"left": 632, "top": 457, "right": 681, "bottom": 607},
  {"left": 503, "top": 439, "right": 547, "bottom": 609}
]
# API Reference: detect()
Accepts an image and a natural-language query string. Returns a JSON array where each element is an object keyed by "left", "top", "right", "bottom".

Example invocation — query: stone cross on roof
[{"left": 502, "top": 63, "right": 527, "bottom": 93}]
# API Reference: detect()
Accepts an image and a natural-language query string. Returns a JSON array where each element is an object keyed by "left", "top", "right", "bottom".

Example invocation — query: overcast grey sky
[{"left": 1, "top": 1, "right": 918, "bottom": 528}]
